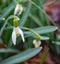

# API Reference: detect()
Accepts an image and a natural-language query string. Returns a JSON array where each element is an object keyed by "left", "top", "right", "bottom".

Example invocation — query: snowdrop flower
[
  {"left": 12, "top": 27, "right": 25, "bottom": 45},
  {"left": 14, "top": 4, "right": 23, "bottom": 15},
  {"left": 33, "top": 39, "right": 41, "bottom": 48}
]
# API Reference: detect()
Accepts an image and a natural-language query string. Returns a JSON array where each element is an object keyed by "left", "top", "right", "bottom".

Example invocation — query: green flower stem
[
  {"left": 30, "top": 29, "right": 40, "bottom": 40},
  {"left": 0, "top": 15, "right": 18, "bottom": 37},
  {"left": 18, "top": 0, "right": 22, "bottom": 4},
  {"left": 23, "top": 27, "right": 41, "bottom": 40}
]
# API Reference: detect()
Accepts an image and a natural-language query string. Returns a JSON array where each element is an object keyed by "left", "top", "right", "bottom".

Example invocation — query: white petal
[
  {"left": 33, "top": 40, "right": 36, "bottom": 44},
  {"left": 18, "top": 5, "right": 23, "bottom": 15},
  {"left": 12, "top": 29, "right": 16, "bottom": 45},
  {"left": 17, "top": 27, "right": 25, "bottom": 42},
  {"left": 14, "top": 27, "right": 20, "bottom": 34},
  {"left": 14, "top": 4, "right": 23, "bottom": 15},
  {"left": 14, "top": 4, "right": 19, "bottom": 15}
]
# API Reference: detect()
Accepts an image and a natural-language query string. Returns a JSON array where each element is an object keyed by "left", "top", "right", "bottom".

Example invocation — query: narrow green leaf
[
  {"left": 29, "top": 13, "right": 43, "bottom": 26},
  {"left": 40, "top": 36, "right": 49, "bottom": 40},
  {"left": 40, "top": 48, "right": 49, "bottom": 64},
  {"left": 19, "top": 3, "right": 32, "bottom": 26},
  {"left": 29, "top": 0, "right": 57, "bottom": 26},
  {"left": 0, "top": 47, "right": 42, "bottom": 64},
  {"left": 55, "top": 41, "right": 60, "bottom": 45},
  {"left": 55, "top": 42, "right": 60, "bottom": 54},
  {"left": 25, "top": 26, "right": 57, "bottom": 35},
  {"left": 1, "top": 2, "right": 15, "bottom": 18},
  {"left": 0, "top": 49, "right": 19, "bottom": 53}
]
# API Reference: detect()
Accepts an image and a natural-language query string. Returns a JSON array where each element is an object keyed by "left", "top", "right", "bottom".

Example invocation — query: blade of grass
[
  {"left": 0, "top": 49, "right": 19, "bottom": 53},
  {"left": 1, "top": 2, "right": 15, "bottom": 18},
  {"left": 40, "top": 48, "right": 49, "bottom": 64},
  {"left": 19, "top": 3, "right": 32, "bottom": 26},
  {"left": 29, "top": 13, "right": 43, "bottom": 26},
  {"left": 29, "top": 0, "right": 57, "bottom": 26},
  {"left": 38, "top": 0, "right": 49, "bottom": 26}
]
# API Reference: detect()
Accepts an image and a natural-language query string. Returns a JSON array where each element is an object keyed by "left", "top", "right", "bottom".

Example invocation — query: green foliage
[
  {"left": 40, "top": 48, "right": 49, "bottom": 64},
  {"left": 0, "top": 0, "right": 58, "bottom": 63},
  {"left": 0, "top": 47, "right": 42, "bottom": 64}
]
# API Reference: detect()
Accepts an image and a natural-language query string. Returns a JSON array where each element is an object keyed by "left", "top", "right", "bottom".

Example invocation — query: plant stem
[
  {"left": 23, "top": 27, "right": 41, "bottom": 40},
  {"left": 0, "top": 15, "right": 18, "bottom": 37}
]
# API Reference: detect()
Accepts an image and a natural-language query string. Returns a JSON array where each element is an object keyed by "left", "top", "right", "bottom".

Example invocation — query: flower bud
[{"left": 33, "top": 39, "right": 41, "bottom": 48}]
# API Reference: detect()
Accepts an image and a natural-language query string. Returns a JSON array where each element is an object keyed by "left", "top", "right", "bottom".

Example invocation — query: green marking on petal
[{"left": 16, "top": 33, "right": 20, "bottom": 38}]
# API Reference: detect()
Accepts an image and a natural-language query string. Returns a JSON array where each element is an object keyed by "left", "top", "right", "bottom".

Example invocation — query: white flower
[
  {"left": 14, "top": 4, "right": 23, "bottom": 15},
  {"left": 12, "top": 27, "right": 25, "bottom": 45},
  {"left": 33, "top": 40, "right": 41, "bottom": 48}
]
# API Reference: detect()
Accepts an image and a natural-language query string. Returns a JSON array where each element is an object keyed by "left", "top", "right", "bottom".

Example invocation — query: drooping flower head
[
  {"left": 14, "top": 4, "right": 23, "bottom": 15},
  {"left": 33, "top": 39, "right": 41, "bottom": 48},
  {"left": 12, "top": 18, "right": 25, "bottom": 45}
]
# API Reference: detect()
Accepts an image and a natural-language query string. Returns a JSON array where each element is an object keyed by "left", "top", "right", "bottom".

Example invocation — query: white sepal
[
  {"left": 12, "top": 29, "right": 16, "bottom": 45},
  {"left": 14, "top": 4, "right": 23, "bottom": 15},
  {"left": 17, "top": 27, "right": 25, "bottom": 42},
  {"left": 12, "top": 27, "right": 25, "bottom": 45}
]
